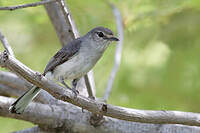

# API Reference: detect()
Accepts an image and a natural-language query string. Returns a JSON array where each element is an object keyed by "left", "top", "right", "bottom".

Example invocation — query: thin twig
[
  {"left": 0, "top": 0, "right": 56, "bottom": 11},
  {"left": 103, "top": 4, "right": 124, "bottom": 101},
  {"left": 84, "top": 74, "right": 95, "bottom": 99},
  {"left": 87, "top": 70, "right": 96, "bottom": 97},
  {"left": 0, "top": 30, "right": 14, "bottom": 56}
]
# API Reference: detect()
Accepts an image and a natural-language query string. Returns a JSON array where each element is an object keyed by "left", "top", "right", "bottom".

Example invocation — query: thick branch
[
  {"left": 0, "top": 84, "right": 24, "bottom": 97},
  {"left": 0, "top": 0, "right": 56, "bottom": 11},
  {"left": 0, "top": 71, "right": 31, "bottom": 91},
  {"left": 0, "top": 81, "right": 54, "bottom": 105},
  {"left": 43, "top": 0, "right": 76, "bottom": 46},
  {"left": 1, "top": 96, "right": 200, "bottom": 133},
  {"left": 0, "top": 70, "right": 55, "bottom": 104},
  {"left": 57, "top": 0, "right": 79, "bottom": 38},
  {"left": 1, "top": 52, "right": 200, "bottom": 126}
]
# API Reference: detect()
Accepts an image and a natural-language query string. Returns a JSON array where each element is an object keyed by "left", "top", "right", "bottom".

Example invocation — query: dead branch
[
  {"left": 57, "top": 0, "right": 80, "bottom": 38},
  {"left": 1, "top": 96, "right": 200, "bottom": 133},
  {"left": 0, "top": 70, "right": 55, "bottom": 105},
  {"left": 0, "top": 0, "right": 56, "bottom": 11},
  {"left": 0, "top": 71, "right": 30, "bottom": 91},
  {"left": 0, "top": 84, "right": 24, "bottom": 97},
  {"left": 84, "top": 74, "right": 95, "bottom": 99},
  {"left": 0, "top": 30, "right": 14, "bottom": 56},
  {"left": 0, "top": 72, "right": 55, "bottom": 104}
]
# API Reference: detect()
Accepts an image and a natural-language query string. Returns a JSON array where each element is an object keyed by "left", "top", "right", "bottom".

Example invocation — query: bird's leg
[
  {"left": 71, "top": 78, "right": 80, "bottom": 95},
  {"left": 60, "top": 77, "right": 70, "bottom": 89},
  {"left": 60, "top": 77, "right": 79, "bottom": 96}
]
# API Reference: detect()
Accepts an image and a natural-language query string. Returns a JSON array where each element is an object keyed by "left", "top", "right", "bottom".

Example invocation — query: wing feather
[{"left": 43, "top": 38, "right": 82, "bottom": 75}]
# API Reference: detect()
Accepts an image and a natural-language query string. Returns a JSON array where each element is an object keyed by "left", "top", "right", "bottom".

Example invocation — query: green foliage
[{"left": 0, "top": 0, "right": 200, "bottom": 132}]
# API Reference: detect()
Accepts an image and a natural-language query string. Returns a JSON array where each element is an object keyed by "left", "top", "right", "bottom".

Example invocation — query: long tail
[{"left": 9, "top": 86, "right": 41, "bottom": 114}]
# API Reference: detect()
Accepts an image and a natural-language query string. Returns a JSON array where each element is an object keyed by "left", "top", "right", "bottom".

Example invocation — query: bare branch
[
  {"left": 0, "top": 84, "right": 24, "bottom": 97},
  {"left": 57, "top": 0, "right": 80, "bottom": 38},
  {"left": 87, "top": 70, "right": 96, "bottom": 95},
  {"left": 0, "top": 82, "right": 54, "bottom": 104},
  {"left": 44, "top": 1, "right": 75, "bottom": 45},
  {"left": 0, "top": 30, "right": 14, "bottom": 56},
  {"left": 84, "top": 74, "right": 95, "bottom": 99},
  {"left": 1, "top": 96, "right": 200, "bottom": 133},
  {"left": 0, "top": 71, "right": 31, "bottom": 91},
  {"left": 0, "top": 0, "right": 56, "bottom": 11},
  {"left": 104, "top": 4, "right": 124, "bottom": 101},
  {"left": 0, "top": 71, "right": 55, "bottom": 104},
  {"left": 1, "top": 52, "right": 200, "bottom": 126}
]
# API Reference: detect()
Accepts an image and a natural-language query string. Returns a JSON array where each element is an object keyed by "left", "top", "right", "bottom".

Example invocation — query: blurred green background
[{"left": 1, "top": 0, "right": 200, "bottom": 132}]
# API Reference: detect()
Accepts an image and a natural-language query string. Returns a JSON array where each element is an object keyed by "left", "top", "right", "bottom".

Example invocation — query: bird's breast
[{"left": 52, "top": 49, "right": 102, "bottom": 80}]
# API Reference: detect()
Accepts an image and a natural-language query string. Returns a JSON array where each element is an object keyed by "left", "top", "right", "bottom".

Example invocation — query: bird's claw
[{"left": 71, "top": 88, "right": 79, "bottom": 97}]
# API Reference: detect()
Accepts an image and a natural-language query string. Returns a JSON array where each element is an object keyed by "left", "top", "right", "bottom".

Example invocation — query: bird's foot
[{"left": 68, "top": 87, "right": 79, "bottom": 97}]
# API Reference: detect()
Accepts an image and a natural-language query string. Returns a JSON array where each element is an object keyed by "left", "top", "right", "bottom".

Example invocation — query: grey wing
[{"left": 43, "top": 38, "right": 82, "bottom": 75}]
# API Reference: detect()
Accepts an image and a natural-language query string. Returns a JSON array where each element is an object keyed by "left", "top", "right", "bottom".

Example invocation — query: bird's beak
[
  {"left": 109, "top": 36, "right": 119, "bottom": 41},
  {"left": 104, "top": 36, "right": 119, "bottom": 41}
]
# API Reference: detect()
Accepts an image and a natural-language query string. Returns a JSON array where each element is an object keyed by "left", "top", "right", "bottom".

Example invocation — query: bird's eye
[{"left": 97, "top": 32, "right": 104, "bottom": 38}]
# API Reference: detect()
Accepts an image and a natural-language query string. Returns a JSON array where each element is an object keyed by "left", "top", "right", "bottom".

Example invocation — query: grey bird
[{"left": 9, "top": 27, "right": 119, "bottom": 114}]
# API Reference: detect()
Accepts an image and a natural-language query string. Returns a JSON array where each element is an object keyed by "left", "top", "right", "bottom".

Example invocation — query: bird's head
[{"left": 86, "top": 27, "right": 119, "bottom": 51}]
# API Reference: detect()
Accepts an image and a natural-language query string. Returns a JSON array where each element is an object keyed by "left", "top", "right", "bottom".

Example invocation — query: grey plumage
[
  {"left": 43, "top": 38, "right": 82, "bottom": 75},
  {"left": 9, "top": 86, "right": 40, "bottom": 114},
  {"left": 9, "top": 27, "right": 119, "bottom": 114}
]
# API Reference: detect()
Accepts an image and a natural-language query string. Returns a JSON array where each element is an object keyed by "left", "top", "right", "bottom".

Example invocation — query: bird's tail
[{"left": 9, "top": 86, "right": 41, "bottom": 114}]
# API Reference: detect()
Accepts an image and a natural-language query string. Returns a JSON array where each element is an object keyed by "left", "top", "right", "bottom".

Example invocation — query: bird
[{"left": 9, "top": 26, "right": 119, "bottom": 114}]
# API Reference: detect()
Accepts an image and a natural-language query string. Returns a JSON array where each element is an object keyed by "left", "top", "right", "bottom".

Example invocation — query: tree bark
[{"left": 1, "top": 96, "right": 200, "bottom": 133}]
